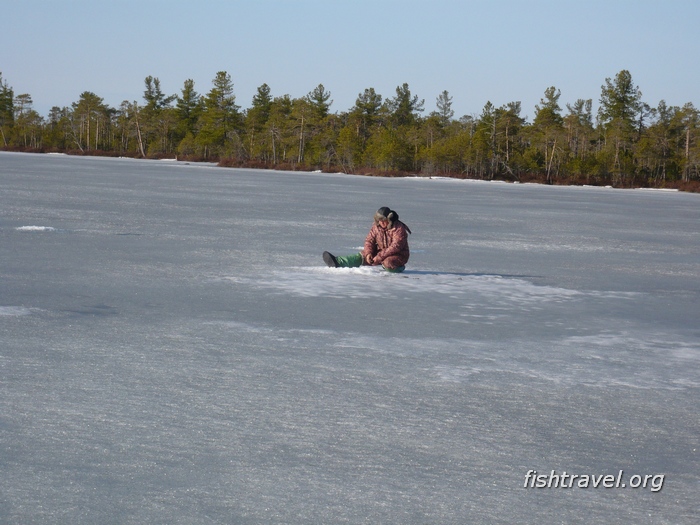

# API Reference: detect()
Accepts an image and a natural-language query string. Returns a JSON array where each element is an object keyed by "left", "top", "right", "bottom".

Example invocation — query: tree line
[{"left": 1, "top": 69, "right": 699, "bottom": 190}]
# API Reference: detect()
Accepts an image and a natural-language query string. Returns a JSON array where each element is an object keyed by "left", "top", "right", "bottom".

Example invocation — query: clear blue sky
[{"left": 2, "top": 0, "right": 698, "bottom": 121}]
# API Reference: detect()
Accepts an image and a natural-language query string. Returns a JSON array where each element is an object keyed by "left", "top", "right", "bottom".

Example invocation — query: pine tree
[
  {"left": 678, "top": 102, "right": 700, "bottom": 182},
  {"left": 175, "top": 79, "right": 202, "bottom": 148},
  {"left": 307, "top": 84, "right": 332, "bottom": 121},
  {"left": 141, "top": 76, "right": 176, "bottom": 154},
  {"left": 0, "top": 72, "right": 14, "bottom": 146},
  {"left": 70, "top": 92, "right": 110, "bottom": 151},
  {"left": 387, "top": 83, "right": 424, "bottom": 127},
  {"left": 532, "top": 87, "right": 564, "bottom": 183},
  {"left": 246, "top": 83, "right": 273, "bottom": 161},
  {"left": 436, "top": 90, "right": 454, "bottom": 126},
  {"left": 350, "top": 87, "right": 383, "bottom": 143},
  {"left": 598, "top": 70, "right": 643, "bottom": 184},
  {"left": 265, "top": 95, "right": 294, "bottom": 164},
  {"left": 197, "top": 71, "right": 241, "bottom": 159}
]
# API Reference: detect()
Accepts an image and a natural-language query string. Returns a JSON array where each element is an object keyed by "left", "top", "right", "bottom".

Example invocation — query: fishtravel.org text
[{"left": 524, "top": 470, "right": 664, "bottom": 492}]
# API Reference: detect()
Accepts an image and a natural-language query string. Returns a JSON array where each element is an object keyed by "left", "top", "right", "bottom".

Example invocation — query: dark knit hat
[{"left": 374, "top": 206, "right": 398, "bottom": 228}]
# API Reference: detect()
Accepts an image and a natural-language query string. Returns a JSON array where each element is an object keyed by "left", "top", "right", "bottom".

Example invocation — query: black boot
[{"left": 323, "top": 251, "right": 339, "bottom": 268}]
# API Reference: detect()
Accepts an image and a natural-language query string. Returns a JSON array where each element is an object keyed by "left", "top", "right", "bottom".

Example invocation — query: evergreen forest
[{"left": 1, "top": 70, "right": 699, "bottom": 191}]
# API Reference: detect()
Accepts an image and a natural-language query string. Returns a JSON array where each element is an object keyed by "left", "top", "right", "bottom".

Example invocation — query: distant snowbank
[{"left": 401, "top": 176, "right": 693, "bottom": 195}]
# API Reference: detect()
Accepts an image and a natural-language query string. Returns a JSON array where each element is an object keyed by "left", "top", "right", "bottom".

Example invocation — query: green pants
[{"left": 336, "top": 253, "right": 405, "bottom": 273}]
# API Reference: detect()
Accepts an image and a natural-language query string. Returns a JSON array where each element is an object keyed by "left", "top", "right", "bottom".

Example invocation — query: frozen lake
[{"left": 1, "top": 151, "right": 698, "bottom": 524}]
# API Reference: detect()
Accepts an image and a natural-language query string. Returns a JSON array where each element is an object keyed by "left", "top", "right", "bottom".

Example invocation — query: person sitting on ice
[{"left": 323, "top": 206, "right": 412, "bottom": 273}]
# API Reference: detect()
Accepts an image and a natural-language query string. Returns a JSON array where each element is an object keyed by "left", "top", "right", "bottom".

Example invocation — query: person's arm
[
  {"left": 362, "top": 226, "right": 379, "bottom": 264},
  {"left": 374, "top": 225, "right": 407, "bottom": 262}
]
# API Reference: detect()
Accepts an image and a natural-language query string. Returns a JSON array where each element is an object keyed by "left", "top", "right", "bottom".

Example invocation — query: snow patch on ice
[
  {"left": 459, "top": 237, "right": 666, "bottom": 254},
  {"left": 319, "top": 330, "right": 700, "bottom": 391},
  {"left": 16, "top": 225, "right": 56, "bottom": 232},
  {"left": 205, "top": 319, "right": 336, "bottom": 338},
  {"left": 563, "top": 332, "right": 700, "bottom": 357},
  {"left": 248, "top": 266, "right": 586, "bottom": 305},
  {"left": 557, "top": 331, "right": 700, "bottom": 389},
  {"left": 434, "top": 365, "right": 482, "bottom": 382},
  {"left": 0, "top": 306, "right": 33, "bottom": 316},
  {"left": 670, "top": 345, "right": 700, "bottom": 361},
  {"left": 427, "top": 332, "right": 700, "bottom": 391}
]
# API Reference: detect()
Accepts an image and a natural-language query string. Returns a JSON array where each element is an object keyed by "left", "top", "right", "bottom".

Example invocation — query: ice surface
[{"left": 1, "top": 151, "right": 699, "bottom": 524}]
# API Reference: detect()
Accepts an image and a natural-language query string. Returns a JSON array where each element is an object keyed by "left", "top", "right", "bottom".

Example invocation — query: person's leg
[
  {"left": 336, "top": 253, "right": 363, "bottom": 267},
  {"left": 381, "top": 255, "right": 406, "bottom": 273},
  {"left": 323, "top": 252, "right": 363, "bottom": 268}
]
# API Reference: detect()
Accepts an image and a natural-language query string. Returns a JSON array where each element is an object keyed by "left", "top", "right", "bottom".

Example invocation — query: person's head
[{"left": 374, "top": 207, "right": 398, "bottom": 228}]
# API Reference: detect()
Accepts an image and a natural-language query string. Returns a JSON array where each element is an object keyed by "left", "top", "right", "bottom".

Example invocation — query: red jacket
[{"left": 362, "top": 220, "right": 410, "bottom": 268}]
